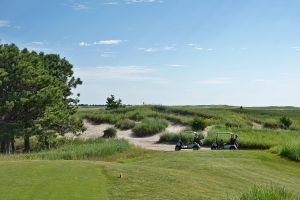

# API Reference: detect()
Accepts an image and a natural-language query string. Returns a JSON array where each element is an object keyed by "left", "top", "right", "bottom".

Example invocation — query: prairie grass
[
  {"left": 240, "top": 185, "right": 298, "bottom": 200},
  {"left": 158, "top": 132, "right": 194, "bottom": 144},
  {"left": 115, "top": 119, "right": 136, "bottom": 130},
  {"left": 132, "top": 119, "right": 168, "bottom": 137}
]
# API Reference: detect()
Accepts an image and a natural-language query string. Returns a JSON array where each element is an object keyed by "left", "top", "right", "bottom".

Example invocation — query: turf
[
  {"left": 1, "top": 151, "right": 299, "bottom": 200},
  {"left": 0, "top": 160, "right": 107, "bottom": 200}
]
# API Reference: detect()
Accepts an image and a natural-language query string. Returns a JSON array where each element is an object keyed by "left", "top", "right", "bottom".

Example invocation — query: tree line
[{"left": 0, "top": 44, "right": 84, "bottom": 154}]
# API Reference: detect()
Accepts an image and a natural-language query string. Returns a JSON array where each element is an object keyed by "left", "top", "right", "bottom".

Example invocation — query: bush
[
  {"left": 263, "top": 121, "right": 279, "bottom": 129},
  {"left": 280, "top": 117, "right": 292, "bottom": 129},
  {"left": 115, "top": 119, "right": 136, "bottom": 130},
  {"left": 240, "top": 185, "right": 297, "bottom": 200},
  {"left": 158, "top": 132, "right": 194, "bottom": 144},
  {"left": 280, "top": 144, "right": 300, "bottom": 162},
  {"left": 23, "top": 138, "right": 133, "bottom": 160},
  {"left": 103, "top": 127, "right": 117, "bottom": 138},
  {"left": 133, "top": 119, "right": 168, "bottom": 137},
  {"left": 191, "top": 117, "right": 207, "bottom": 131}
]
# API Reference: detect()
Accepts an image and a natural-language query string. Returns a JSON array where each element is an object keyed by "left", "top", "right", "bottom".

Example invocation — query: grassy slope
[
  {"left": 0, "top": 161, "right": 107, "bottom": 200},
  {"left": 2, "top": 151, "right": 298, "bottom": 200},
  {"left": 105, "top": 151, "right": 300, "bottom": 200}
]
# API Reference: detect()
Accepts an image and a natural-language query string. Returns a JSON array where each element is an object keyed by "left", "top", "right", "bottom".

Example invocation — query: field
[
  {"left": 1, "top": 105, "right": 300, "bottom": 199},
  {"left": 0, "top": 151, "right": 299, "bottom": 200}
]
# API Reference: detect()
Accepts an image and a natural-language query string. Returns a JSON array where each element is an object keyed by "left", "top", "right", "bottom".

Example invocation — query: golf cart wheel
[
  {"left": 175, "top": 146, "right": 181, "bottom": 151},
  {"left": 193, "top": 147, "right": 199, "bottom": 151},
  {"left": 211, "top": 146, "right": 217, "bottom": 150}
]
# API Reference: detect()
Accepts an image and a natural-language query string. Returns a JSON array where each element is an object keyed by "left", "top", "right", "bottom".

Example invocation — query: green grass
[
  {"left": 1, "top": 151, "right": 299, "bottom": 200},
  {"left": 240, "top": 185, "right": 298, "bottom": 200},
  {"left": 115, "top": 119, "right": 136, "bottom": 130},
  {"left": 132, "top": 119, "right": 168, "bottom": 137},
  {"left": 0, "top": 161, "right": 107, "bottom": 200},
  {"left": 159, "top": 132, "right": 195, "bottom": 144},
  {"left": 1, "top": 138, "right": 144, "bottom": 161}
]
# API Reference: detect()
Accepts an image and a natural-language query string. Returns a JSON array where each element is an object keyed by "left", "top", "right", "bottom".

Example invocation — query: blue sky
[{"left": 1, "top": 0, "right": 300, "bottom": 106}]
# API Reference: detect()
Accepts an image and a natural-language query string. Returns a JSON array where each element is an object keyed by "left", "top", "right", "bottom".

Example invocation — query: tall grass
[
  {"left": 280, "top": 143, "right": 300, "bottom": 162},
  {"left": 22, "top": 138, "right": 134, "bottom": 160},
  {"left": 133, "top": 119, "right": 168, "bottom": 137},
  {"left": 158, "top": 132, "right": 194, "bottom": 144},
  {"left": 115, "top": 119, "right": 136, "bottom": 130},
  {"left": 240, "top": 185, "right": 298, "bottom": 200}
]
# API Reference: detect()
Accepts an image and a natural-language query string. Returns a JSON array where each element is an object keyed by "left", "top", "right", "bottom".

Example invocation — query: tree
[
  {"left": 0, "top": 44, "right": 83, "bottom": 153},
  {"left": 105, "top": 95, "right": 123, "bottom": 109},
  {"left": 280, "top": 116, "right": 292, "bottom": 129},
  {"left": 191, "top": 117, "right": 207, "bottom": 131}
]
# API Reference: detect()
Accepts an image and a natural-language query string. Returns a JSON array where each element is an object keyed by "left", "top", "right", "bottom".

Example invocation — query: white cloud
[
  {"left": 197, "top": 77, "right": 232, "bottom": 85},
  {"left": 79, "top": 41, "right": 91, "bottom": 46},
  {"left": 74, "top": 65, "right": 161, "bottom": 81},
  {"left": 104, "top": 1, "right": 119, "bottom": 5},
  {"left": 165, "top": 64, "right": 183, "bottom": 67},
  {"left": 72, "top": 3, "right": 89, "bottom": 10},
  {"left": 79, "top": 40, "right": 125, "bottom": 47},
  {"left": 94, "top": 40, "right": 124, "bottom": 45},
  {"left": 187, "top": 43, "right": 196, "bottom": 46},
  {"left": 138, "top": 45, "right": 176, "bottom": 53},
  {"left": 125, "top": 0, "right": 163, "bottom": 4},
  {"left": 207, "top": 48, "right": 214, "bottom": 51},
  {"left": 195, "top": 47, "right": 203, "bottom": 51},
  {"left": 0, "top": 20, "right": 10, "bottom": 28},
  {"left": 31, "top": 41, "right": 47, "bottom": 45}
]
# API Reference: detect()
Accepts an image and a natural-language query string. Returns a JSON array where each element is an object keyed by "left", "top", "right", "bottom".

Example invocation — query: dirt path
[{"left": 71, "top": 120, "right": 212, "bottom": 151}]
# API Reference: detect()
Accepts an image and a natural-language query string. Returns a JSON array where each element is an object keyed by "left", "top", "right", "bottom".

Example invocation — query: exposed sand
[{"left": 68, "top": 120, "right": 211, "bottom": 151}]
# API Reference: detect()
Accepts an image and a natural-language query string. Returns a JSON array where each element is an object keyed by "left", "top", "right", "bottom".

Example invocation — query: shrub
[
  {"left": 158, "top": 132, "right": 194, "bottom": 144},
  {"left": 280, "top": 144, "right": 300, "bottom": 162},
  {"left": 263, "top": 121, "right": 279, "bottom": 129},
  {"left": 191, "top": 117, "right": 207, "bottom": 131},
  {"left": 133, "top": 119, "right": 168, "bottom": 137},
  {"left": 103, "top": 127, "right": 117, "bottom": 138},
  {"left": 280, "top": 117, "right": 292, "bottom": 129},
  {"left": 240, "top": 185, "right": 296, "bottom": 200},
  {"left": 115, "top": 119, "right": 135, "bottom": 130}
]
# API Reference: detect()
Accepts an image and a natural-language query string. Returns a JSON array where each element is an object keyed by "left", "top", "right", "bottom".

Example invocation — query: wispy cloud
[
  {"left": 72, "top": 3, "right": 89, "bottom": 10},
  {"left": 165, "top": 64, "right": 183, "bottom": 67},
  {"left": 138, "top": 45, "right": 176, "bottom": 53},
  {"left": 291, "top": 46, "right": 300, "bottom": 51},
  {"left": 104, "top": 1, "right": 119, "bottom": 5},
  {"left": 125, "top": 0, "right": 163, "bottom": 4},
  {"left": 31, "top": 41, "right": 48, "bottom": 45},
  {"left": 79, "top": 40, "right": 126, "bottom": 47},
  {"left": 74, "top": 65, "right": 160, "bottom": 81},
  {"left": 197, "top": 77, "right": 232, "bottom": 85},
  {"left": 0, "top": 20, "right": 10, "bottom": 28}
]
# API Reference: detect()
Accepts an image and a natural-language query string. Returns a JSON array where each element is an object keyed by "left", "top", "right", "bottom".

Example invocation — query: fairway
[
  {"left": 0, "top": 151, "right": 299, "bottom": 200},
  {"left": 0, "top": 161, "right": 107, "bottom": 200}
]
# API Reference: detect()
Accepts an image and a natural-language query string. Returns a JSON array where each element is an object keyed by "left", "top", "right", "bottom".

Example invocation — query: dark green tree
[
  {"left": 191, "top": 117, "right": 207, "bottom": 131},
  {"left": 105, "top": 94, "right": 123, "bottom": 109},
  {"left": 0, "top": 44, "right": 83, "bottom": 153},
  {"left": 280, "top": 116, "right": 292, "bottom": 129}
]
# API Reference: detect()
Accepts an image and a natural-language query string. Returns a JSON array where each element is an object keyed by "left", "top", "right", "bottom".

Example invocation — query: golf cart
[
  {"left": 211, "top": 132, "right": 238, "bottom": 150},
  {"left": 175, "top": 132, "right": 202, "bottom": 151}
]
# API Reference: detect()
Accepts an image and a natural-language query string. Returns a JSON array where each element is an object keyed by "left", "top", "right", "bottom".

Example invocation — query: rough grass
[
  {"left": 240, "top": 185, "right": 298, "bottom": 200},
  {"left": 280, "top": 144, "right": 300, "bottom": 162},
  {"left": 158, "top": 132, "right": 194, "bottom": 144},
  {"left": 132, "top": 119, "right": 168, "bottom": 137},
  {"left": 115, "top": 119, "right": 136, "bottom": 130}
]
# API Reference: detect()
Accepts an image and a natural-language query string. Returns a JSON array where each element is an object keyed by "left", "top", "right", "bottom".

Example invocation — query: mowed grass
[
  {"left": 0, "top": 161, "right": 107, "bottom": 200},
  {"left": 102, "top": 151, "right": 300, "bottom": 200},
  {"left": 0, "top": 151, "right": 299, "bottom": 200}
]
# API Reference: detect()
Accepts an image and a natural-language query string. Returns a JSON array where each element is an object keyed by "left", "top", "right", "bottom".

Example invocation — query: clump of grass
[
  {"left": 115, "top": 119, "right": 135, "bottom": 130},
  {"left": 280, "top": 143, "right": 300, "bottom": 162},
  {"left": 240, "top": 185, "right": 297, "bottom": 200},
  {"left": 191, "top": 117, "right": 207, "bottom": 131},
  {"left": 22, "top": 138, "right": 134, "bottom": 160},
  {"left": 158, "top": 132, "right": 194, "bottom": 144},
  {"left": 103, "top": 127, "right": 117, "bottom": 138},
  {"left": 133, "top": 119, "right": 168, "bottom": 137}
]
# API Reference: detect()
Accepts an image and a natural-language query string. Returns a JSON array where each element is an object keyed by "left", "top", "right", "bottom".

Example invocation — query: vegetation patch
[
  {"left": 158, "top": 132, "right": 194, "bottom": 144},
  {"left": 133, "top": 119, "right": 168, "bottom": 137},
  {"left": 103, "top": 127, "right": 117, "bottom": 138},
  {"left": 115, "top": 119, "right": 136, "bottom": 130},
  {"left": 240, "top": 185, "right": 298, "bottom": 200}
]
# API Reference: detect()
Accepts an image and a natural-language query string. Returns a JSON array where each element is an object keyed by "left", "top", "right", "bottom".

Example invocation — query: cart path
[{"left": 67, "top": 120, "right": 213, "bottom": 151}]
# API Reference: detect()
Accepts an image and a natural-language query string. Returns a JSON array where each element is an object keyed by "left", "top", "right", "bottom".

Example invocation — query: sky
[{"left": 1, "top": 0, "right": 300, "bottom": 106}]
